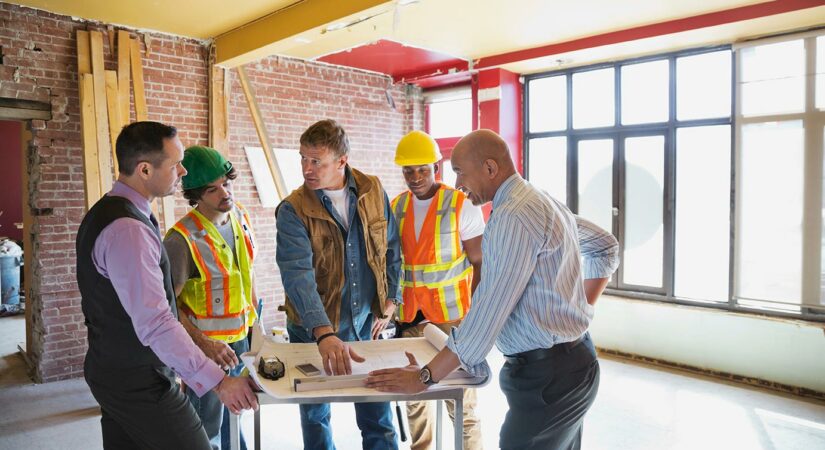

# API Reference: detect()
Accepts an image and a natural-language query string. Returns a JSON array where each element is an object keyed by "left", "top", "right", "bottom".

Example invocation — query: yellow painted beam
[{"left": 214, "top": 0, "right": 390, "bottom": 67}]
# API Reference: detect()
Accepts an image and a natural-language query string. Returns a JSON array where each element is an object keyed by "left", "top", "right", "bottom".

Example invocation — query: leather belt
[{"left": 503, "top": 333, "right": 588, "bottom": 365}]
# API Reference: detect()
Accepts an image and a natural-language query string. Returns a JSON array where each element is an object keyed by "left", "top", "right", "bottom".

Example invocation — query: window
[
  {"left": 526, "top": 32, "right": 825, "bottom": 319},
  {"left": 526, "top": 48, "right": 735, "bottom": 307},
  {"left": 425, "top": 86, "right": 473, "bottom": 188},
  {"left": 425, "top": 87, "right": 472, "bottom": 139},
  {"left": 735, "top": 32, "right": 825, "bottom": 314}
]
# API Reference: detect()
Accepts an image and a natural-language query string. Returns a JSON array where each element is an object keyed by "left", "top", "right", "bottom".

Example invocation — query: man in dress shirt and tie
[
  {"left": 76, "top": 121, "right": 258, "bottom": 449},
  {"left": 367, "top": 129, "right": 619, "bottom": 450}
]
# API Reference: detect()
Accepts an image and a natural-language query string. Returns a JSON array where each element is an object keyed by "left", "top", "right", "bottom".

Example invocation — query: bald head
[
  {"left": 450, "top": 129, "right": 519, "bottom": 206},
  {"left": 452, "top": 129, "right": 516, "bottom": 175}
]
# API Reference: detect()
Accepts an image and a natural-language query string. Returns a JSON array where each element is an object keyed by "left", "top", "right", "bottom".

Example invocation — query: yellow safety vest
[
  {"left": 168, "top": 204, "right": 257, "bottom": 343},
  {"left": 391, "top": 186, "right": 473, "bottom": 323}
]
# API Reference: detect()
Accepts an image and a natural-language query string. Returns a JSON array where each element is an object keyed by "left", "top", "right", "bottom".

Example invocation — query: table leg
[
  {"left": 454, "top": 395, "right": 464, "bottom": 450},
  {"left": 255, "top": 406, "right": 261, "bottom": 450},
  {"left": 436, "top": 399, "right": 443, "bottom": 450},
  {"left": 229, "top": 412, "right": 240, "bottom": 450}
]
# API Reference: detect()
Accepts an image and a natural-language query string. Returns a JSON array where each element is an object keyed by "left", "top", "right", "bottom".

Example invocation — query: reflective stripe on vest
[
  {"left": 170, "top": 205, "right": 256, "bottom": 342},
  {"left": 392, "top": 187, "right": 473, "bottom": 323}
]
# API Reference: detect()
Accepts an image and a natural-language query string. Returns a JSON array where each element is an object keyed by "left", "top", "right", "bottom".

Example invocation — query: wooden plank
[
  {"left": 117, "top": 30, "right": 131, "bottom": 125},
  {"left": 237, "top": 66, "right": 288, "bottom": 201},
  {"left": 90, "top": 30, "right": 112, "bottom": 194},
  {"left": 104, "top": 70, "right": 121, "bottom": 175},
  {"left": 106, "top": 25, "right": 115, "bottom": 53},
  {"left": 209, "top": 64, "right": 228, "bottom": 155},
  {"left": 130, "top": 38, "right": 148, "bottom": 121},
  {"left": 77, "top": 30, "right": 91, "bottom": 75},
  {"left": 79, "top": 74, "right": 101, "bottom": 209}
]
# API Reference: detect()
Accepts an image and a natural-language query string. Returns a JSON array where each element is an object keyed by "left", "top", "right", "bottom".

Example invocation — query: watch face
[{"left": 419, "top": 367, "right": 431, "bottom": 384}]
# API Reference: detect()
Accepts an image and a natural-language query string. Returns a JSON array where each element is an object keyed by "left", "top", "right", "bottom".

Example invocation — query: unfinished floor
[{"left": 1, "top": 314, "right": 824, "bottom": 450}]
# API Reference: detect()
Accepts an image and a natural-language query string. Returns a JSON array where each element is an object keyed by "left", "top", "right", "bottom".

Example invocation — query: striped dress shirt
[{"left": 446, "top": 174, "right": 619, "bottom": 373}]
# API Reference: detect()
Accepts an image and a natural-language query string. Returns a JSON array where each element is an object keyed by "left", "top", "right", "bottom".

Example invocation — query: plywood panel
[
  {"left": 130, "top": 38, "right": 148, "bottom": 121},
  {"left": 79, "top": 74, "right": 101, "bottom": 209},
  {"left": 104, "top": 70, "right": 121, "bottom": 176},
  {"left": 117, "top": 30, "right": 131, "bottom": 125}
]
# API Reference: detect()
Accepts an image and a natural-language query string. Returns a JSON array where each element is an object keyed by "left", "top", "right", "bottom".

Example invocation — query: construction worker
[
  {"left": 164, "top": 145, "right": 262, "bottom": 450},
  {"left": 391, "top": 130, "right": 484, "bottom": 450},
  {"left": 276, "top": 119, "right": 402, "bottom": 450}
]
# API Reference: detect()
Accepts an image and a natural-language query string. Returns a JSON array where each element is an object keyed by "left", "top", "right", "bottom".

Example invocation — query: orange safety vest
[
  {"left": 391, "top": 186, "right": 473, "bottom": 323},
  {"left": 168, "top": 203, "right": 257, "bottom": 343}
]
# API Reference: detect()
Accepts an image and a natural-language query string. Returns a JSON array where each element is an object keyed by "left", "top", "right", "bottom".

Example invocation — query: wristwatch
[{"left": 419, "top": 365, "right": 438, "bottom": 386}]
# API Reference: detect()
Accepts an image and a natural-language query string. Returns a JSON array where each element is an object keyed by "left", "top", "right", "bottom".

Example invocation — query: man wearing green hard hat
[{"left": 164, "top": 145, "right": 262, "bottom": 450}]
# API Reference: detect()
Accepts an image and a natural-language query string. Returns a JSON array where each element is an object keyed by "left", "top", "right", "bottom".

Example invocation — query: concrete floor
[{"left": 2, "top": 314, "right": 825, "bottom": 449}]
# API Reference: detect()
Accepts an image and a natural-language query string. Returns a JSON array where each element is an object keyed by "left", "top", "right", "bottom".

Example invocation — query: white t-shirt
[
  {"left": 323, "top": 187, "right": 350, "bottom": 229},
  {"left": 411, "top": 191, "right": 485, "bottom": 241}
]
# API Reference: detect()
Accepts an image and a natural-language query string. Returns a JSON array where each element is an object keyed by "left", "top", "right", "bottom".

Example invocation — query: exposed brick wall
[
  {"left": 226, "top": 56, "right": 423, "bottom": 328},
  {"left": 0, "top": 3, "right": 423, "bottom": 382}
]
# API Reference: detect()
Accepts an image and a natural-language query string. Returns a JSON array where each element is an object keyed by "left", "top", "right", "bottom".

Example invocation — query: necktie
[{"left": 149, "top": 214, "right": 161, "bottom": 238}]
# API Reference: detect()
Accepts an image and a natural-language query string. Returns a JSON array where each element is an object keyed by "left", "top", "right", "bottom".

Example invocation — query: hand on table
[
  {"left": 365, "top": 351, "right": 427, "bottom": 394},
  {"left": 213, "top": 375, "right": 259, "bottom": 415},
  {"left": 317, "top": 335, "right": 365, "bottom": 375}
]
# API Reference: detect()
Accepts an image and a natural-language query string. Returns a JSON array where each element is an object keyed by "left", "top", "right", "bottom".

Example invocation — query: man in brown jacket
[{"left": 275, "top": 119, "right": 402, "bottom": 450}]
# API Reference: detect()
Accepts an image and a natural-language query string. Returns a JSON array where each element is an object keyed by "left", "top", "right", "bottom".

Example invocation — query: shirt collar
[
  {"left": 109, "top": 181, "right": 153, "bottom": 219},
  {"left": 492, "top": 173, "right": 523, "bottom": 210}
]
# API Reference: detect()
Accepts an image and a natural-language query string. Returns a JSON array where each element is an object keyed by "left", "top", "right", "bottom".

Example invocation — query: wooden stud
[
  {"left": 104, "top": 70, "right": 121, "bottom": 175},
  {"left": 106, "top": 25, "right": 115, "bottom": 53},
  {"left": 117, "top": 30, "right": 131, "bottom": 125},
  {"left": 209, "top": 64, "right": 228, "bottom": 155},
  {"left": 130, "top": 38, "right": 148, "bottom": 121},
  {"left": 90, "top": 30, "right": 112, "bottom": 192},
  {"left": 237, "top": 66, "right": 288, "bottom": 200},
  {"left": 77, "top": 30, "right": 91, "bottom": 75},
  {"left": 79, "top": 74, "right": 101, "bottom": 209}
]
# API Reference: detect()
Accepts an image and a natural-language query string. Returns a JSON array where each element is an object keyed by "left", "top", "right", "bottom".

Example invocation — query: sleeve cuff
[
  {"left": 582, "top": 257, "right": 619, "bottom": 279},
  {"left": 185, "top": 362, "right": 225, "bottom": 397},
  {"left": 446, "top": 330, "right": 485, "bottom": 377},
  {"left": 300, "top": 310, "right": 332, "bottom": 334}
]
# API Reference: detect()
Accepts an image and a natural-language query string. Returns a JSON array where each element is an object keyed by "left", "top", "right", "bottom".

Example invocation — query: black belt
[{"left": 504, "top": 334, "right": 588, "bottom": 365}]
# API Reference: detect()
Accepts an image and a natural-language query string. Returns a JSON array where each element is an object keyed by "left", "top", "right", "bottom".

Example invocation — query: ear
[
  {"left": 136, "top": 161, "right": 152, "bottom": 179},
  {"left": 484, "top": 159, "right": 499, "bottom": 178},
  {"left": 433, "top": 163, "right": 440, "bottom": 174},
  {"left": 337, "top": 154, "right": 348, "bottom": 170}
]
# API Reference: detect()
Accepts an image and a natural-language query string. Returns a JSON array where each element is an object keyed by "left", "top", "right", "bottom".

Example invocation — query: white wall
[{"left": 590, "top": 295, "right": 825, "bottom": 392}]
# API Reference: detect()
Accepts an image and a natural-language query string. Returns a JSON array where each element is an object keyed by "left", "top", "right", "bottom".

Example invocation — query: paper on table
[{"left": 243, "top": 327, "right": 490, "bottom": 398}]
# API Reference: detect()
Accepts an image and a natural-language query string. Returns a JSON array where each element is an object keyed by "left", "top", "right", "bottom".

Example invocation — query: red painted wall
[{"left": 0, "top": 120, "right": 23, "bottom": 241}]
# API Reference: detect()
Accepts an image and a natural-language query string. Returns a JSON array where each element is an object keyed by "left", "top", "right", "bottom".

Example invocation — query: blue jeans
[
  {"left": 186, "top": 338, "right": 249, "bottom": 450},
  {"left": 287, "top": 318, "right": 398, "bottom": 450}
]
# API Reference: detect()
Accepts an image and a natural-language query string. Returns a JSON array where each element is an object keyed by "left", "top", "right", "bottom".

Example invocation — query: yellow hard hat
[{"left": 394, "top": 130, "right": 442, "bottom": 166}]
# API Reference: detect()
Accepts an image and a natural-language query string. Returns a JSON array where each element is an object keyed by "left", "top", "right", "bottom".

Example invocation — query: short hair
[
  {"left": 115, "top": 121, "right": 178, "bottom": 175},
  {"left": 300, "top": 119, "right": 350, "bottom": 158},
  {"left": 182, "top": 166, "right": 238, "bottom": 207}
]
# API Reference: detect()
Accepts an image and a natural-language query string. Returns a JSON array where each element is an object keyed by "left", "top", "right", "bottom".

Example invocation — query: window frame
[{"left": 524, "top": 42, "right": 825, "bottom": 322}]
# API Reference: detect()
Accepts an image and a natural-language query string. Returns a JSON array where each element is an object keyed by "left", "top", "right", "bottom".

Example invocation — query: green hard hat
[{"left": 181, "top": 146, "right": 233, "bottom": 190}]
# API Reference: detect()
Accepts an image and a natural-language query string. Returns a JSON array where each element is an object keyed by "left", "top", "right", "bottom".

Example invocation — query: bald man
[{"left": 367, "top": 130, "right": 619, "bottom": 449}]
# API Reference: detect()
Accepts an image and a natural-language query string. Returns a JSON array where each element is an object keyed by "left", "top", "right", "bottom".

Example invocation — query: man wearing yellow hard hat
[
  {"left": 390, "top": 130, "right": 485, "bottom": 450},
  {"left": 164, "top": 145, "right": 262, "bottom": 450}
]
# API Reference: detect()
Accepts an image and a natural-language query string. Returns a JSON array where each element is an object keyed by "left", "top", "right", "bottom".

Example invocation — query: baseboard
[{"left": 597, "top": 347, "right": 825, "bottom": 402}]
